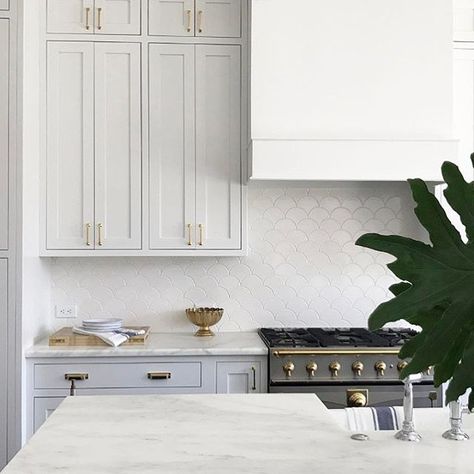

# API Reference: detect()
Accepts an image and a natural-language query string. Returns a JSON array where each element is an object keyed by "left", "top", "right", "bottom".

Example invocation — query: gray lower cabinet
[
  {"left": 27, "top": 355, "right": 267, "bottom": 436},
  {"left": 0, "top": 260, "right": 7, "bottom": 468}
]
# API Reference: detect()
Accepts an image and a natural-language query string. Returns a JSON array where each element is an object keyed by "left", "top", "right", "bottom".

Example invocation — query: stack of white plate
[{"left": 81, "top": 318, "right": 123, "bottom": 332}]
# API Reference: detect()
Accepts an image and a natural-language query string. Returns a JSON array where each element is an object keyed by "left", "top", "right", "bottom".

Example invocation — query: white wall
[{"left": 49, "top": 182, "right": 423, "bottom": 332}]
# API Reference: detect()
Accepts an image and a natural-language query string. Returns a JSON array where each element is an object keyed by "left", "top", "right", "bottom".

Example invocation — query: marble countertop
[
  {"left": 4, "top": 394, "right": 474, "bottom": 473},
  {"left": 25, "top": 332, "right": 268, "bottom": 358}
]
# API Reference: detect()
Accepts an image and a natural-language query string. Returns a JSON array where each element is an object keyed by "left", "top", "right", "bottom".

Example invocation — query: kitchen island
[{"left": 3, "top": 394, "right": 473, "bottom": 473}]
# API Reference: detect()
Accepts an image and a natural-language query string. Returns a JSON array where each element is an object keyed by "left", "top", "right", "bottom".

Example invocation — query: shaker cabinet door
[
  {"left": 94, "top": 0, "right": 141, "bottom": 35},
  {"left": 455, "top": 0, "right": 474, "bottom": 41},
  {"left": 195, "top": 0, "right": 241, "bottom": 38},
  {"left": 46, "top": 42, "right": 95, "bottom": 250},
  {"left": 0, "top": 260, "right": 7, "bottom": 468},
  {"left": 94, "top": 43, "right": 142, "bottom": 250},
  {"left": 0, "top": 0, "right": 8, "bottom": 11},
  {"left": 216, "top": 362, "right": 261, "bottom": 394},
  {"left": 195, "top": 45, "right": 242, "bottom": 250},
  {"left": 0, "top": 21, "right": 8, "bottom": 251},
  {"left": 47, "top": 0, "right": 94, "bottom": 34},
  {"left": 148, "top": 44, "right": 196, "bottom": 249},
  {"left": 148, "top": 0, "right": 195, "bottom": 36}
]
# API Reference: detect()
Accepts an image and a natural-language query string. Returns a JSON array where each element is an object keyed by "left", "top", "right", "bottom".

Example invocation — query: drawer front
[{"left": 34, "top": 362, "right": 202, "bottom": 389}]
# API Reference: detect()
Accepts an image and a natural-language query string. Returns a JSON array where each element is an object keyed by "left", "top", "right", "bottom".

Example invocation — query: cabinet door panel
[
  {"left": 148, "top": 0, "right": 195, "bottom": 36},
  {"left": 0, "top": 260, "right": 6, "bottom": 468},
  {"left": 149, "top": 44, "right": 195, "bottom": 249},
  {"left": 0, "top": 21, "right": 8, "bottom": 251},
  {"left": 94, "top": 0, "right": 141, "bottom": 35},
  {"left": 33, "top": 398, "right": 64, "bottom": 433},
  {"left": 94, "top": 43, "right": 142, "bottom": 249},
  {"left": 46, "top": 42, "right": 95, "bottom": 249},
  {"left": 195, "top": 45, "right": 241, "bottom": 250},
  {"left": 195, "top": 0, "right": 241, "bottom": 38},
  {"left": 455, "top": 0, "right": 474, "bottom": 41},
  {"left": 47, "top": 0, "right": 93, "bottom": 34},
  {"left": 216, "top": 362, "right": 260, "bottom": 394},
  {"left": 0, "top": 1, "right": 8, "bottom": 11}
]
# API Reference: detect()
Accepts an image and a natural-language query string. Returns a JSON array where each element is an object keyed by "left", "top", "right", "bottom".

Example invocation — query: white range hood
[{"left": 249, "top": 0, "right": 457, "bottom": 182}]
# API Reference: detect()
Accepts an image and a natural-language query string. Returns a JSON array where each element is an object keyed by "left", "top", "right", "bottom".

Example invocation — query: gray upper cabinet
[
  {"left": 0, "top": 0, "right": 9, "bottom": 11},
  {"left": 46, "top": 0, "right": 141, "bottom": 35},
  {"left": 148, "top": 0, "right": 241, "bottom": 37},
  {"left": 0, "top": 20, "right": 8, "bottom": 251}
]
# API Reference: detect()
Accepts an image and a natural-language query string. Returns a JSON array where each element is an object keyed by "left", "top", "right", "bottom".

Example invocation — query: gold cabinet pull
[
  {"left": 251, "top": 366, "right": 256, "bottom": 391},
  {"left": 85, "top": 223, "right": 92, "bottom": 246},
  {"left": 147, "top": 372, "right": 171, "bottom": 380},
  {"left": 197, "top": 10, "right": 203, "bottom": 33},
  {"left": 187, "top": 223, "right": 193, "bottom": 246},
  {"left": 186, "top": 9, "right": 192, "bottom": 32},
  {"left": 85, "top": 7, "right": 91, "bottom": 30},
  {"left": 65, "top": 373, "right": 89, "bottom": 396},
  {"left": 97, "top": 223, "right": 104, "bottom": 246},
  {"left": 97, "top": 7, "right": 102, "bottom": 30},
  {"left": 198, "top": 223, "right": 204, "bottom": 246}
]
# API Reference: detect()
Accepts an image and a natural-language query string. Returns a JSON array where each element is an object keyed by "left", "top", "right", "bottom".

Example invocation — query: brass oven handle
[
  {"left": 97, "top": 7, "right": 102, "bottom": 30},
  {"left": 251, "top": 366, "right": 256, "bottom": 391},
  {"left": 197, "top": 10, "right": 203, "bottom": 33},
  {"left": 147, "top": 372, "right": 172, "bottom": 380},
  {"left": 187, "top": 223, "right": 193, "bottom": 246},
  {"left": 186, "top": 9, "right": 192, "bottom": 32},
  {"left": 198, "top": 224, "right": 204, "bottom": 246},
  {"left": 85, "top": 223, "right": 92, "bottom": 246},
  {"left": 97, "top": 223, "right": 104, "bottom": 246},
  {"left": 85, "top": 7, "right": 91, "bottom": 30},
  {"left": 348, "top": 392, "right": 367, "bottom": 408}
]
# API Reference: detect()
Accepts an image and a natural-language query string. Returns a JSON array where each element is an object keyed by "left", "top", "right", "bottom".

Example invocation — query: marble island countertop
[
  {"left": 25, "top": 331, "right": 268, "bottom": 358},
  {"left": 3, "top": 394, "right": 474, "bottom": 474}
]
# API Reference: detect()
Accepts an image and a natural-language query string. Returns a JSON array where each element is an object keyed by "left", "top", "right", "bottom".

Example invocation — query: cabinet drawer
[{"left": 34, "top": 362, "right": 202, "bottom": 389}]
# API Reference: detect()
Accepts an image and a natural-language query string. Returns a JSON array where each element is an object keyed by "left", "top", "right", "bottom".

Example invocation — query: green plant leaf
[{"left": 356, "top": 160, "right": 474, "bottom": 408}]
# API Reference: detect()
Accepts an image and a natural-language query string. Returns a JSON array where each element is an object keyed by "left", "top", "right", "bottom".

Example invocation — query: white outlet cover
[{"left": 55, "top": 305, "right": 77, "bottom": 319}]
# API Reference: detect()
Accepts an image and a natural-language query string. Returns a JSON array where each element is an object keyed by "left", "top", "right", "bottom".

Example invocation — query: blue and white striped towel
[{"left": 345, "top": 406, "right": 404, "bottom": 431}]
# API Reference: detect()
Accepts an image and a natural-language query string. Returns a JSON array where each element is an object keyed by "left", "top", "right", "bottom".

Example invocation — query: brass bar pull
[
  {"left": 65, "top": 373, "right": 89, "bottom": 396},
  {"left": 198, "top": 224, "right": 204, "bottom": 246},
  {"left": 187, "top": 223, "right": 193, "bottom": 246},
  {"left": 65, "top": 373, "right": 89, "bottom": 381},
  {"left": 197, "top": 10, "right": 203, "bottom": 33},
  {"left": 85, "top": 223, "right": 92, "bottom": 246},
  {"left": 186, "top": 9, "right": 192, "bottom": 32},
  {"left": 147, "top": 372, "right": 172, "bottom": 380},
  {"left": 251, "top": 367, "right": 256, "bottom": 391},
  {"left": 97, "top": 7, "right": 102, "bottom": 30},
  {"left": 97, "top": 223, "right": 104, "bottom": 246},
  {"left": 85, "top": 7, "right": 91, "bottom": 30}
]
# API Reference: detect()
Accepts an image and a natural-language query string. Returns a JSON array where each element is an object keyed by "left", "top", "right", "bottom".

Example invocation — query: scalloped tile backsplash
[{"left": 50, "top": 182, "right": 423, "bottom": 332}]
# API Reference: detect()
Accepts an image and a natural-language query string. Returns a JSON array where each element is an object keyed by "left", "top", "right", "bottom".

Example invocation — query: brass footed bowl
[{"left": 185, "top": 307, "right": 223, "bottom": 337}]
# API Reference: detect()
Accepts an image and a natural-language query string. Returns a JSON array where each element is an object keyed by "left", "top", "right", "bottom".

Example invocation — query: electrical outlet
[{"left": 55, "top": 305, "right": 77, "bottom": 319}]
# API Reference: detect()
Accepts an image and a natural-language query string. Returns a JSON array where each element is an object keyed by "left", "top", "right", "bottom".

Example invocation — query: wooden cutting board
[{"left": 49, "top": 327, "right": 151, "bottom": 347}]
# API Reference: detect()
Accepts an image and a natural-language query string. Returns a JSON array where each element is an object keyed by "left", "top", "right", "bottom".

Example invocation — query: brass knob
[
  {"left": 397, "top": 360, "right": 408, "bottom": 372},
  {"left": 348, "top": 392, "right": 367, "bottom": 407},
  {"left": 375, "top": 361, "right": 387, "bottom": 376},
  {"left": 329, "top": 361, "right": 341, "bottom": 377},
  {"left": 352, "top": 361, "right": 364, "bottom": 377},
  {"left": 283, "top": 362, "right": 295, "bottom": 377},
  {"left": 306, "top": 362, "right": 318, "bottom": 377}
]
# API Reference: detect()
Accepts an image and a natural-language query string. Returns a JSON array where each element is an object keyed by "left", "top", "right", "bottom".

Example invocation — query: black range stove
[{"left": 258, "top": 327, "right": 440, "bottom": 409}]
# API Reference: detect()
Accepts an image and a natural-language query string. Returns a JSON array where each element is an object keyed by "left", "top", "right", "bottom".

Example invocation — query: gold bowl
[{"left": 185, "top": 307, "right": 223, "bottom": 337}]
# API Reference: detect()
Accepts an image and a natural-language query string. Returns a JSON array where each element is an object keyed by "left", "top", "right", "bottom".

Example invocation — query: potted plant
[{"left": 356, "top": 157, "right": 474, "bottom": 410}]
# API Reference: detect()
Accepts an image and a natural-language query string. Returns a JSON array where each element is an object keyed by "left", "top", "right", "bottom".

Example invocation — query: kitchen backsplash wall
[{"left": 50, "top": 182, "right": 423, "bottom": 332}]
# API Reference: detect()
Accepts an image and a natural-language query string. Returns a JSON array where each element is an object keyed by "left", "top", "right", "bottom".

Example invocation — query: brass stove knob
[
  {"left": 283, "top": 362, "right": 295, "bottom": 377},
  {"left": 352, "top": 361, "right": 364, "bottom": 377},
  {"left": 375, "top": 361, "right": 387, "bottom": 376},
  {"left": 397, "top": 360, "right": 408, "bottom": 372},
  {"left": 329, "top": 361, "right": 341, "bottom": 377},
  {"left": 306, "top": 362, "right": 318, "bottom": 377},
  {"left": 348, "top": 392, "right": 367, "bottom": 408}
]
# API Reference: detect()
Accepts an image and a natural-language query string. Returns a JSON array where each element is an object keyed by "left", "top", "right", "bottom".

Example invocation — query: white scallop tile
[{"left": 51, "top": 183, "right": 419, "bottom": 331}]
